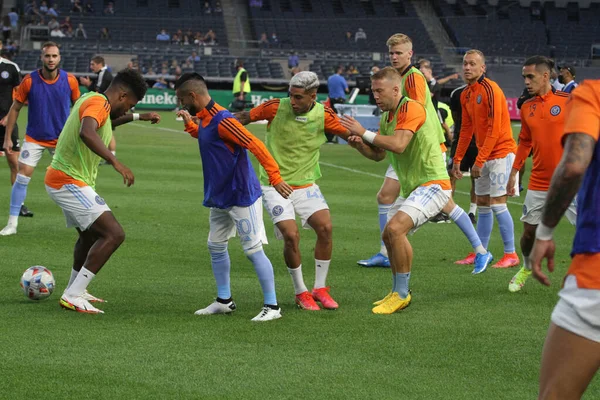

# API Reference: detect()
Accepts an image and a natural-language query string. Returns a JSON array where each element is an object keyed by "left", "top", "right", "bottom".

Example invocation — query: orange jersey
[
  {"left": 454, "top": 76, "right": 517, "bottom": 167},
  {"left": 514, "top": 90, "right": 569, "bottom": 191},
  {"left": 561, "top": 80, "right": 600, "bottom": 289},
  {"left": 184, "top": 100, "right": 283, "bottom": 186},
  {"left": 248, "top": 98, "right": 349, "bottom": 137},
  {"left": 15, "top": 70, "right": 80, "bottom": 148},
  {"left": 400, "top": 65, "right": 428, "bottom": 105}
]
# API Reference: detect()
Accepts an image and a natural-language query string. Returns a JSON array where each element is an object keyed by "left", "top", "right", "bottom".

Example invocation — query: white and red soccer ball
[{"left": 20, "top": 266, "right": 55, "bottom": 300}]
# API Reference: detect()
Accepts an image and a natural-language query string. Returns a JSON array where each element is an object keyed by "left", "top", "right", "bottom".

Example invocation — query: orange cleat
[
  {"left": 492, "top": 252, "right": 520, "bottom": 269},
  {"left": 295, "top": 291, "right": 320, "bottom": 311},
  {"left": 311, "top": 287, "right": 338, "bottom": 310},
  {"left": 454, "top": 252, "right": 476, "bottom": 265}
]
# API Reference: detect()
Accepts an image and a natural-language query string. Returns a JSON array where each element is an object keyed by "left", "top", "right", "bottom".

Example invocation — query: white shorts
[
  {"left": 262, "top": 184, "right": 329, "bottom": 239},
  {"left": 551, "top": 275, "right": 600, "bottom": 343},
  {"left": 388, "top": 184, "right": 452, "bottom": 230},
  {"left": 19, "top": 141, "right": 55, "bottom": 167},
  {"left": 385, "top": 164, "right": 398, "bottom": 181},
  {"left": 474, "top": 153, "right": 519, "bottom": 198},
  {"left": 521, "top": 190, "right": 577, "bottom": 225},
  {"left": 45, "top": 184, "right": 111, "bottom": 231},
  {"left": 208, "top": 197, "right": 268, "bottom": 251}
]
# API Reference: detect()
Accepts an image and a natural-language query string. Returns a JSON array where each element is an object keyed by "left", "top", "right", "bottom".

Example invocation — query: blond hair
[
  {"left": 371, "top": 66, "right": 402, "bottom": 83},
  {"left": 464, "top": 49, "right": 486, "bottom": 64},
  {"left": 386, "top": 34, "right": 412, "bottom": 47}
]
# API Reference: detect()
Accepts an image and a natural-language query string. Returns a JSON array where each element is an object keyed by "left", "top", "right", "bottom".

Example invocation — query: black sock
[
  {"left": 216, "top": 297, "right": 232, "bottom": 304},
  {"left": 265, "top": 304, "right": 279, "bottom": 310}
]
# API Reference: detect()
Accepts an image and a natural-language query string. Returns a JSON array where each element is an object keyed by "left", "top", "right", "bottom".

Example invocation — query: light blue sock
[
  {"left": 378, "top": 203, "right": 392, "bottom": 248},
  {"left": 492, "top": 204, "right": 516, "bottom": 254},
  {"left": 9, "top": 174, "right": 30, "bottom": 217},
  {"left": 208, "top": 241, "right": 231, "bottom": 300},
  {"left": 476, "top": 206, "right": 494, "bottom": 249},
  {"left": 247, "top": 247, "right": 277, "bottom": 306},
  {"left": 393, "top": 272, "right": 410, "bottom": 299},
  {"left": 449, "top": 205, "right": 486, "bottom": 254}
]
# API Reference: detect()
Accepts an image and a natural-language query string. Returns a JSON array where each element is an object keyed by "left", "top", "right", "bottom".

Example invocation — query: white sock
[
  {"left": 524, "top": 255, "right": 532, "bottom": 271},
  {"left": 67, "top": 268, "right": 79, "bottom": 289},
  {"left": 111, "top": 150, "right": 116, "bottom": 156},
  {"left": 380, "top": 245, "right": 388, "bottom": 257},
  {"left": 7, "top": 215, "right": 18, "bottom": 226},
  {"left": 469, "top": 203, "right": 477, "bottom": 215},
  {"left": 475, "top": 245, "right": 487, "bottom": 255},
  {"left": 288, "top": 265, "right": 308, "bottom": 295},
  {"left": 65, "top": 267, "right": 95, "bottom": 296},
  {"left": 314, "top": 259, "right": 331, "bottom": 289}
]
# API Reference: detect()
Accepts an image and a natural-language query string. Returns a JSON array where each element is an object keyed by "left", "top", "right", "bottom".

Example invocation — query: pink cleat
[
  {"left": 492, "top": 252, "right": 520, "bottom": 269},
  {"left": 454, "top": 252, "right": 476, "bottom": 265},
  {"left": 311, "top": 287, "right": 339, "bottom": 310}
]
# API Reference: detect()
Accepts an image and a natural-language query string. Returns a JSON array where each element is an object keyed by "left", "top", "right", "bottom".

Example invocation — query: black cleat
[
  {"left": 468, "top": 212, "right": 477, "bottom": 225},
  {"left": 429, "top": 212, "right": 451, "bottom": 224},
  {"left": 19, "top": 205, "right": 34, "bottom": 217}
]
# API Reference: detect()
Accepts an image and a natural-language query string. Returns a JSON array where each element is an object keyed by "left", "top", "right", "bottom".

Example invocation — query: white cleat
[
  {"left": 194, "top": 300, "right": 236, "bottom": 315},
  {"left": 251, "top": 306, "right": 282, "bottom": 322},
  {"left": 59, "top": 293, "right": 104, "bottom": 314},
  {"left": 0, "top": 224, "right": 17, "bottom": 236},
  {"left": 81, "top": 291, "right": 106, "bottom": 303}
]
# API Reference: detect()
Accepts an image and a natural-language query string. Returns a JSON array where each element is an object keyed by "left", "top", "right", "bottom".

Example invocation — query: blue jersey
[{"left": 197, "top": 102, "right": 262, "bottom": 209}]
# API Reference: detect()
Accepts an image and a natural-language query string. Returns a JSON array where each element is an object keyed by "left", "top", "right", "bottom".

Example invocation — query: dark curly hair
[{"left": 112, "top": 68, "right": 148, "bottom": 101}]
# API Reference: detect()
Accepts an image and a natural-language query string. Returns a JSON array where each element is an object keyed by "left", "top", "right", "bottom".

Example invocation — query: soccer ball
[{"left": 20, "top": 266, "right": 55, "bottom": 300}]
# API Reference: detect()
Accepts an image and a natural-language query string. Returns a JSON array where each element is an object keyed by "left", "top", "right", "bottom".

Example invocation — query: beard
[
  {"left": 558, "top": 75, "right": 565, "bottom": 84},
  {"left": 184, "top": 104, "right": 198, "bottom": 116}
]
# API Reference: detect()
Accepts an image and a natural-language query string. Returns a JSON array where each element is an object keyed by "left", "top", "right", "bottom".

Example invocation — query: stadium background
[{"left": 1, "top": 0, "right": 600, "bottom": 398}]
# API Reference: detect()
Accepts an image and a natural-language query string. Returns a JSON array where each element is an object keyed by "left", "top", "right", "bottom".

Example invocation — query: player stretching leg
[{"left": 176, "top": 73, "right": 293, "bottom": 322}]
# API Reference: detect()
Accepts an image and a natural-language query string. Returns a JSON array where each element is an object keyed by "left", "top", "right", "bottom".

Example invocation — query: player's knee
[
  {"left": 282, "top": 229, "right": 300, "bottom": 249},
  {"left": 377, "top": 190, "right": 395, "bottom": 205},
  {"left": 315, "top": 221, "right": 332, "bottom": 240},
  {"left": 244, "top": 241, "right": 263, "bottom": 256},
  {"left": 207, "top": 240, "right": 228, "bottom": 254},
  {"left": 108, "top": 226, "right": 126, "bottom": 247},
  {"left": 384, "top": 220, "right": 407, "bottom": 241}
]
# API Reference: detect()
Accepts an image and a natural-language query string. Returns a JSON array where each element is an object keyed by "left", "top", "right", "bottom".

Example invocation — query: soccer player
[
  {"left": 451, "top": 49, "right": 520, "bottom": 269},
  {"left": 0, "top": 49, "right": 22, "bottom": 187},
  {"left": 234, "top": 71, "right": 349, "bottom": 311},
  {"left": 175, "top": 73, "right": 293, "bottom": 322},
  {"left": 45, "top": 68, "right": 157, "bottom": 314},
  {"left": 342, "top": 67, "right": 492, "bottom": 314},
  {"left": 359, "top": 33, "right": 449, "bottom": 267},
  {"left": 448, "top": 82, "right": 478, "bottom": 226},
  {"left": 529, "top": 80, "right": 600, "bottom": 399},
  {"left": 1, "top": 41, "right": 80, "bottom": 236},
  {"left": 507, "top": 56, "right": 575, "bottom": 293}
]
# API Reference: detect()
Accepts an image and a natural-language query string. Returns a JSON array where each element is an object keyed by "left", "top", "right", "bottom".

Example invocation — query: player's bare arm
[
  {"left": 2, "top": 100, "right": 24, "bottom": 154},
  {"left": 341, "top": 115, "right": 414, "bottom": 154},
  {"left": 542, "top": 133, "right": 594, "bottom": 229},
  {"left": 233, "top": 111, "right": 252, "bottom": 125},
  {"left": 112, "top": 112, "right": 161, "bottom": 128},
  {"left": 80, "top": 117, "right": 134, "bottom": 186},
  {"left": 348, "top": 135, "right": 386, "bottom": 161}
]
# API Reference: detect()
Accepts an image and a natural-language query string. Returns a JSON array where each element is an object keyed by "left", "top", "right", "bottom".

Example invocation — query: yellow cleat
[
  {"left": 372, "top": 292, "right": 412, "bottom": 315},
  {"left": 373, "top": 292, "right": 393, "bottom": 306}
]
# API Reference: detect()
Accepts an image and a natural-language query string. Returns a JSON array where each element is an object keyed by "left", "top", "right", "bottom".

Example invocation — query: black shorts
[
  {"left": 0, "top": 124, "right": 19, "bottom": 152},
  {"left": 449, "top": 138, "right": 478, "bottom": 172}
]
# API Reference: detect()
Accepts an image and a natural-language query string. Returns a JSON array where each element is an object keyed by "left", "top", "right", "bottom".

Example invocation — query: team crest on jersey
[
  {"left": 272, "top": 205, "right": 284, "bottom": 216},
  {"left": 295, "top": 116, "right": 307, "bottom": 123},
  {"left": 550, "top": 105, "right": 561, "bottom": 116},
  {"left": 95, "top": 195, "right": 106, "bottom": 205},
  {"left": 1, "top": 71, "right": 9, "bottom": 79},
  {"left": 21, "top": 150, "right": 30, "bottom": 159},
  {"left": 476, "top": 94, "right": 482, "bottom": 104}
]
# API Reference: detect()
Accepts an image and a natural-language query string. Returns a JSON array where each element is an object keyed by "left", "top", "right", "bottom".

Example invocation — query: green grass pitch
[{"left": 0, "top": 110, "right": 597, "bottom": 399}]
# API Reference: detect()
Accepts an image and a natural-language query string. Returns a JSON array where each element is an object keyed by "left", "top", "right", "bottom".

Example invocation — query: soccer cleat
[
  {"left": 454, "top": 252, "right": 476, "bottom": 265},
  {"left": 472, "top": 251, "right": 493, "bottom": 275},
  {"left": 194, "top": 299, "right": 237, "bottom": 315},
  {"left": 492, "top": 252, "right": 520, "bottom": 269},
  {"left": 468, "top": 212, "right": 477, "bottom": 225},
  {"left": 251, "top": 305, "right": 282, "bottom": 322},
  {"left": 429, "top": 213, "right": 451, "bottom": 223},
  {"left": 295, "top": 291, "right": 320, "bottom": 310},
  {"left": 311, "top": 287, "right": 338, "bottom": 310},
  {"left": 0, "top": 224, "right": 17, "bottom": 236},
  {"left": 59, "top": 293, "right": 104, "bottom": 314},
  {"left": 357, "top": 253, "right": 390, "bottom": 268},
  {"left": 508, "top": 267, "right": 532, "bottom": 292},
  {"left": 19, "top": 205, "right": 33, "bottom": 217},
  {"left": 372, "top": 292, "right": 412, "bottom": 314},
  {"left": 81, "top": 291, "right": 106, "bottom": 303},
  {"left": 373, "top": 292, "right": 393, "bottom": 306}
]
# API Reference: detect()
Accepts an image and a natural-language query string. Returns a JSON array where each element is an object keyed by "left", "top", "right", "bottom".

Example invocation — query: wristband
[
  {"left": 133, "top": 113, "right": 140, "bottom": 121},
  {"left": 362, "top": 130, "right": 377, "bottom": 144},
  {"left": 536, "top": 222, "right": 555, "bottom": 241}
]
